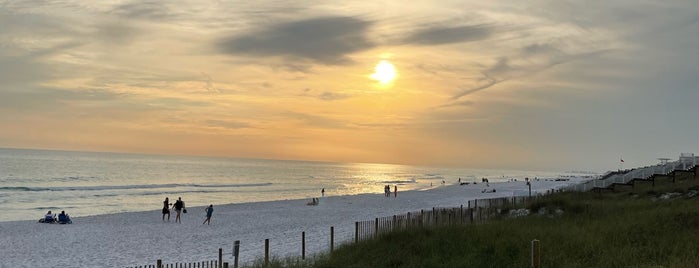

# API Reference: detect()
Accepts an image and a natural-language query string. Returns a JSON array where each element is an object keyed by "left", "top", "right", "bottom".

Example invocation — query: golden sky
[{"left": 1, "top": 1, "right": 698, "bottom": 171}]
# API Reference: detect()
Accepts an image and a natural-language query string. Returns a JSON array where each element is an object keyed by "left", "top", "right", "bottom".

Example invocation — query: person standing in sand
[
  {"left": 321, "top": 188, "right": 325, "bottom": 197},
  {"left": 173, "top": 197, "right": 185, "bottom": 223},
  {"left": 203, "top": 205, "right": 213, "bottom": 225},
  {"left": 394, "top": 185, "right": 397, "bottom": 198},
  {"left": 162, "top": 197, "right": 171, "bottom": 222}
]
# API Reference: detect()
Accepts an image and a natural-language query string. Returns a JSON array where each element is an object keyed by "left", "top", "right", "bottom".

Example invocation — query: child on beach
[{"left": 202, "top": 205, "right": 213, "bottom": 225}]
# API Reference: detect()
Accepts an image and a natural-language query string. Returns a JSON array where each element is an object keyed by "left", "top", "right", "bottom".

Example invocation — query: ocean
[{"left": 0, "top": 148, "right": 570, "bottom": 222}]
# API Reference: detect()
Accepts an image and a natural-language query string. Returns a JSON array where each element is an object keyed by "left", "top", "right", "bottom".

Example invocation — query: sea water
[{"left": 0, "top": 148, "right": 570, "bottom": 222}]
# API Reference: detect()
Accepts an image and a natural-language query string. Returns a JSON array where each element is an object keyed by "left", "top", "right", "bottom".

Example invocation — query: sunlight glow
[{"left": 370, "top": 60, "right": 397, "bottom": 84}]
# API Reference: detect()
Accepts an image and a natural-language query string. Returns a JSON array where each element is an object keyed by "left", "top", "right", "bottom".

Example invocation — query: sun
[{"left": 370, "top": 60, "right": 397, "bottom": 84}]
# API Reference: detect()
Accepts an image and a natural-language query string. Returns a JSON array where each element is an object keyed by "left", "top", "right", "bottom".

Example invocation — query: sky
[{"left": 1, "top": 0, "right": 698, "bottom": 172}]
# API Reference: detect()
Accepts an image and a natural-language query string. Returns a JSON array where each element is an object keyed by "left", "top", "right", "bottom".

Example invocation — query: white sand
[{"left": 0, "top": 179, "right": 586, "bottom": 267}]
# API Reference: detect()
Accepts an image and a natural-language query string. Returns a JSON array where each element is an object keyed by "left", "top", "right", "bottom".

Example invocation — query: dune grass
[{"left": 246, "top": 171, "right": 699, "bottom": 268}]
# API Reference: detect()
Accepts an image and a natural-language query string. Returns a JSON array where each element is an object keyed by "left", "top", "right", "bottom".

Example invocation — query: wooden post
[
  {"left": 264, "top": 239, "right": 270, "bottom": 267},
  {"left": 420, "top": 209, "right": 424, "bottom": 227},
  {"left": 157, "top": 259, "right": 162, "bottom": 268},
  {"left": 355, "top": 221, "right": 359, "bottom": 243},
  {"left": 330, "top": 226, "right": 334, "bottom": 253},
  {"left": 233, "top": 240, "right": 240, "bottom": 268},
  {"left": 393, "top": 215, "right": 397, "bottom": 230},
  {"left": 374, "top": 218, "right": 378, "bottom": 237},
  {"left": 531, "top": 239, "right": 540, "bottom": 268},
  {"left": 223, "top": 263, "right": 229, "bottom": 268},
  {"left": 302, "top": 231, "right": 306, "bottom": 260},
  {"left": 219, "top": 248, "right": 223, "bottom": 268}
]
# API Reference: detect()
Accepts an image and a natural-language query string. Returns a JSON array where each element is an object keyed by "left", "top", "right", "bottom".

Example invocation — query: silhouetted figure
[
  {"left": 173, "top": 197, "right": 185, "bottom": 223},
  {"left": 162, "top": 197, "right": 171, "bottom": 222},
  {"left": 202, "top": 205, "right": 213, "bottom": 225}
]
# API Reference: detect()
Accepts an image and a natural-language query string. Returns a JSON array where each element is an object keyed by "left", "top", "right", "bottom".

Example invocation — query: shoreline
[{"left": 0, "top": 178, "right": 587, "bottom": 267}]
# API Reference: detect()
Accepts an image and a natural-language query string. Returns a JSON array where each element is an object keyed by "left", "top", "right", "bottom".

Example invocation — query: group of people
[
  {"left": 39, "top": 210, "right": 72, "bottom": 224},
  {"left": 162, "top": 197, "right": 214, "bottom": 225},
  {"left": 384, "top": 185, "right": 397, "bottom": 197},
  {"left": 307, "top": 188, "right": 326, "bottom": 206}
]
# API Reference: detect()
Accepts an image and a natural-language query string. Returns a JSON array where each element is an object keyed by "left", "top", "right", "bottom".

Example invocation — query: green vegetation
[{"left": 247, "top": 171, "right": 699, "bottom": 268}]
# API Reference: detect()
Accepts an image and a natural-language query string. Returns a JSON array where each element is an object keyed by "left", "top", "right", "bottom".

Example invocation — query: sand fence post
[
  {"left": 233, "top": 240, "right": 240, "bottom": 268},
  {"left": 264, "top": 239, "right": 270, "bottom": 267},
  {"left": 330, "top": 226, "right": 334, "bottom": 253},
  {"left": 223, "top": 262, "right": 229, "bottom": 268},
  {"left": 531, "top": 239, "right": 540, "bottom": 268},
  {"left": 374, "top": 218, "right": 379, "bottom": 237},
  {"left": 354, "top": 222, "right": 359, "bottom": 243},
  {"left": 406, "top": 212, "right": 411, "bottom": 229},
  {"left": 302, "top": 231, "right": 306, "bottom": 260},
  {"left": 218, "top": 248, "right": 223, "bottom": 268},
  {"left": 157, "top": 259, "right": 162, "bottom": 268}
]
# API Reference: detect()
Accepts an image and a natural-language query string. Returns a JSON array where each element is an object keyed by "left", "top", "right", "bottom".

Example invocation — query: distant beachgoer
[
  {"left": 384, "top": 185, "right": 390, "bottom": 197},
  {"left": 321, "top": 188, "right": 325, "bottom": 197},
  {"left": 307, "top": 198, "right": 319, "bottom": 206},
  {"left": 162, "top": 197, "right": 171, "bottom": 222},
  {"left": 458, "top": 178, "right": 461, "bottom": 183},
  {"left": 394, "top": 186, "right": 397, "bottom": 198},
  {"left": 58, "top": 211, "right": 72, "bottom": 224},
  {"left": 203, "top": 205, "right": 213, "bottom": 225},
  {"left": 43, "top": 210, "right": 56, "bottom": 223},
  {"left": 173, "top": 197, "right": 185, "bottom": 223}
]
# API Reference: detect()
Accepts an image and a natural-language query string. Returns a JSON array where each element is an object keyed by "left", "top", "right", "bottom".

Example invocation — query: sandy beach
[{"left": 0, "top": 179, "right": 586, "bottom": 267}]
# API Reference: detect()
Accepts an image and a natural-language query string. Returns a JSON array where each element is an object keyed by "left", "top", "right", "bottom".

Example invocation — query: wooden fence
[
  {"left": 127, "top": 259, "right": 218, "bottom": 268},
  {"left": 355, "top": 195, "right": 536, "bottom": 242}
]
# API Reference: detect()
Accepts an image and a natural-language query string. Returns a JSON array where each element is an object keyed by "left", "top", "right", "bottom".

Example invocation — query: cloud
[
  {"left": 110, "top": 0, "right": 176, "bottom": 21},
  {"left": 401, "top": 24, "right": 498, "bottom": 46},
  {"left": 318, "top": 91, "right": 351, "bottom": 101},
  {"left": 218, "top": 16, "right": 375, "bottom": 64},
  {"left": 204, "top": 119, "right": 250, "bottom": 130}
]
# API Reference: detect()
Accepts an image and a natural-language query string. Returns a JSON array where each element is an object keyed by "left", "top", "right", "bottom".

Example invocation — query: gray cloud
[
  {"left": 451, "top": 46, "right": 610, "bottom": 100},
  {"left": 452, "top": 72, "right": 504, "bottom": 100},
  {"left": 110, "top": 1, "right": 176, "bottom": 21},
  {"left": 401, "top": 24, "right": 498, "bottom": 46},
  {"left": 218, "top": 16, "right": 374, "bottom": 64}
]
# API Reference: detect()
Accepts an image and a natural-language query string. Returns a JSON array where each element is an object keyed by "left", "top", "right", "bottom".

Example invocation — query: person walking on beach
[
  {"left": 321, "top": 188, "right": 325, "bottom": 198},
  {"left": 202, "top": 204, "right": 213, "bottom": 225},
  {"left": 173, "top": 197, "right": 185, "bottom": 223},
  {"left": 162, "top": 197, "right": 171, "bottom": 222},
  {"left": 394, "top": 185, "right": 397, "bottom": 198}
]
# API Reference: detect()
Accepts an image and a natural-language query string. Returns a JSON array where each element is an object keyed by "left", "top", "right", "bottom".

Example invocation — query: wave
[
  {"left": 0, "top": 183, "right": 273, "bottom": 192},
  {"left": 380, "top": 179, "right": 417, "bottom": 184}
]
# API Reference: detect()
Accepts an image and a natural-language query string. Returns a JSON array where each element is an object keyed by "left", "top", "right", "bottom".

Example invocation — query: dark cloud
[
  {"left": 218, "top": 16, "right": 374, "bottom": 64},
  {"left": 401, "top": 24, "right": 497, "bottom": 46},
  {"left": 452, "top": 72, "right": 504, "bottom": 100}
]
